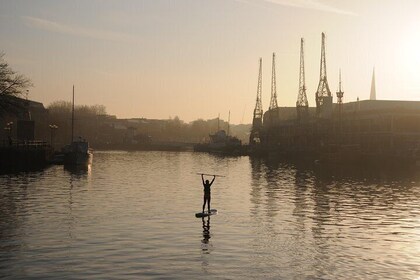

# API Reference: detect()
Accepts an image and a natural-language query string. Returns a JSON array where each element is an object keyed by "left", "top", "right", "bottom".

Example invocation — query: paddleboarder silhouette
[{"left": 201, "top": 174, "right": 215, "bottom": 213}]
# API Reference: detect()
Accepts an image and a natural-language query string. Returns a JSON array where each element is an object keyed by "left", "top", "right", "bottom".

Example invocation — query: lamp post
[
  {"left": 7, "top": 122, "right": 13, "bottom": 137},
  {"left": 4, "top": 122, "right": 13, "bottom": 146},
  {"left": 49, "top": 124, "right": 58, "bottom": 149}
]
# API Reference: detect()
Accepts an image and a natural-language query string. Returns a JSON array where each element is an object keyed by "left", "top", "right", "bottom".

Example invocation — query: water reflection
[
  {"left": 201, "top": 216, "right": 211, "bottom": 252},
  {"left": 67, "top": 169, "right": 75, "bottom": 240},
  {"left": 312, "top": 161, "right": 420, "bottom": 183},
  {"left": 248, "top": 157, "right": 420, "bottom": 278},
  {"left": 200, "top": 216, "right": 212, "bottom": 274},
  {"left": 0, "top": 177, "right": 23, "bottom": 256},
  {"left": 1, "top": 152, "right": 419, "bottom": 279},
  {"left": 64, "top": 163, "right": 91, "bottom": 176},
  {"left": 293, "top": 168, "right": 312, "bottom": 238}
]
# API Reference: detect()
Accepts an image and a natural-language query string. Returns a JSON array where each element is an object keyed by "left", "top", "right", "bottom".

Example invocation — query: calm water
[{"left": 0, "top": 151, "right": 419, "bottom": 279}]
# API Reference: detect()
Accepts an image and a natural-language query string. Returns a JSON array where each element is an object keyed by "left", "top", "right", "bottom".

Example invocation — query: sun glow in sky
[
  {"left": 398, "top": 21, "right": 420, "bottom": 95},
  {"left": 1, "top": 0, "right": 420, "bottom": 123}
]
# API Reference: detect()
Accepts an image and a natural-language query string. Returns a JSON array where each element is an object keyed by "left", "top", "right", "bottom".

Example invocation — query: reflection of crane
[
  {"left": 249, "top": 58, "right": 263, "bottom": 145},
  {"left": 269, "top": 53, "right": 278, "bottom": 110},
  {"left": 315, "top": 33, "right": 331, "bottom": 115},
  {"left": 296, "top": 38, "right": 309, "bottom": 121}
]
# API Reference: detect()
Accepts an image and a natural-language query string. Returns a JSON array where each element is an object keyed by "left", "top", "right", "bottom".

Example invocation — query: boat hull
[{"left": 64, "top": 151, "right": 92, "bottom": 166}]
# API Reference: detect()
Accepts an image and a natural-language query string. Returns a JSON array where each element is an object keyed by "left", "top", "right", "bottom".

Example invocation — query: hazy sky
[{"left": 1, "top": 0, "right": 419, "bottom": 123}]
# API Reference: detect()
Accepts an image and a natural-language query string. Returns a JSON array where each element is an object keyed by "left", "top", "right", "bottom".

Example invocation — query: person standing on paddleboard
[{"left": 201, "top": 174, "right": 215, "bottom": 213}]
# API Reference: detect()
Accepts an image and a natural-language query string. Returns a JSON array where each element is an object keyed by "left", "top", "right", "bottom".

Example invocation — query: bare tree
[{"left": 0, "top": 52, "right": 33, "bottom": 116}]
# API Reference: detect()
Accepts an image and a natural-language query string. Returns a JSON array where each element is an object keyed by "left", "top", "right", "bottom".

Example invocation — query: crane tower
[
  {"left": 315, "top": 32, "right": 332, "bottom": 116},
  {"left": 249, "top": 58, "right": 263, "bottom": 145},
  {"left": 269, "top": 53, "right": 278, "bottom": 110},
  {"left": 296, "top": 38, "right": 309, "bottom": 121}
]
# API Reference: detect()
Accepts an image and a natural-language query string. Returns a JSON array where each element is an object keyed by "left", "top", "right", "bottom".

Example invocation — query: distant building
[
  {"left": 258, "top": 99, "right": 420, "bottom": 164},
  {"left": 0, "top": 96, "right": 49, "bottom": 143}
]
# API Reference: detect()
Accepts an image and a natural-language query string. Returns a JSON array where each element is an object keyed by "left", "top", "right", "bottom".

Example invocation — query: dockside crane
[
  {"left": 296, "top": 38, "right": 309, "bottom": 121},
  {"left": 315, "top": 32, "right": 332, "bottom": 116},
  {"left": 249, "top": 58, "right": 263, "bottom": 145},
  {"left": 269, "top": 53, "right": 278, "bottom": 110}
]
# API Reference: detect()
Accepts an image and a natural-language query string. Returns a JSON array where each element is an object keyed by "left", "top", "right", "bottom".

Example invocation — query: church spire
[{"left": 370, "top": 67, "right": 376, "bottom": 100}]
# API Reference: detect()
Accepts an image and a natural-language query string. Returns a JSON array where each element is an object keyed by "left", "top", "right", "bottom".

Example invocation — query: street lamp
[
  {"left": 7, "top": 122, "right": 13, "bottom": 136},
  {"left": 4, "top": 122, "right": 13, "bottom": 146},
  {"left": 49, "top": 124, "right": 58, "bottom": 148}
]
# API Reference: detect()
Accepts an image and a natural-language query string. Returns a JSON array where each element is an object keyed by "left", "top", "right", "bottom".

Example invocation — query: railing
[{"left": 0, "top": 139, "right": 49, "bottom": 149}]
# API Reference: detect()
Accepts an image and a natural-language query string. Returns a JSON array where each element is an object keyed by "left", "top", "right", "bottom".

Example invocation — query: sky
[{"left": 1, "top": 0, "right": 420, "bottom": 124}]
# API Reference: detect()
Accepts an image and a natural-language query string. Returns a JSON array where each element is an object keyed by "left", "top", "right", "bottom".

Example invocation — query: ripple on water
[{"left": 0, "top": 152, "right": 420, "bottom": 279}]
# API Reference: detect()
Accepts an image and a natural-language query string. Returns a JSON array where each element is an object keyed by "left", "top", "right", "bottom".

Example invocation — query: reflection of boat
[
  {"left": 194, "top": 130, "right": 247, "bottom": 156},
  {"left": 48, "top": 151, "right": 65, "bottom": 164},
  {"left": 64, "top": 159, "right": 91, "bottom": 174},
  {"left": 63, "top": 86, "right": 93, "bottom": 166}
]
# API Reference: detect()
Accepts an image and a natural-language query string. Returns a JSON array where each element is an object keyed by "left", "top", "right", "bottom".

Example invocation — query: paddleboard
[{"left": 195, "top": 209, "right": 218, "bottom": 218}]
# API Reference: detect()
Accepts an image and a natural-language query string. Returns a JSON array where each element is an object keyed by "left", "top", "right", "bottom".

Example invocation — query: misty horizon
[{"left": 1, "top": 1, "right": 420, "bottom": 124}]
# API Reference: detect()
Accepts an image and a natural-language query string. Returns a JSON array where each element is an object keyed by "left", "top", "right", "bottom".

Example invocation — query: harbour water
[{"left": 0, "top": 151, "right": 419, "bottom": 279}]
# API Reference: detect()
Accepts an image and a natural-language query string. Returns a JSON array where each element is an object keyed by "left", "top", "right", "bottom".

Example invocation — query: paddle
[{"left": 196, "top": 173, "right": 226, "bottom": 177}]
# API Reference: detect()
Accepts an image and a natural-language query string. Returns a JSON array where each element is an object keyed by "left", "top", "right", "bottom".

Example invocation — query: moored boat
[
  {"left": 63, "top": 137, "right": 92, "bottom": 165},
  {"left": 194, "top": 130, "right": 247, "bottom": 156},
  {"left": 63, "top": 86, "right": 93, "bottom": 166}
]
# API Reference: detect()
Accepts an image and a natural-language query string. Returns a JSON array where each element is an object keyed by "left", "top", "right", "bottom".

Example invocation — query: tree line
[
  {"left": 47, "top": 101, "right": 250, "bottom": 148},
  {"left": 1, "top": 52, "right": 250, "bottom": 148}
]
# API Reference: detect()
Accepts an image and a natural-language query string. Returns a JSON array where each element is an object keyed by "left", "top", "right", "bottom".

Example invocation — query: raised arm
[
  {"left": 201, "top": 174, "right": 205, "bottom": 185},
  {"left": 209, "top": 175, "right": 216, "bottom": 186}
]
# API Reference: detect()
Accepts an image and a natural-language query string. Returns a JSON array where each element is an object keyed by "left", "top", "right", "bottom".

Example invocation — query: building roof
[{"left": 263, "top": 99, "right": 420, "bottom": 124}]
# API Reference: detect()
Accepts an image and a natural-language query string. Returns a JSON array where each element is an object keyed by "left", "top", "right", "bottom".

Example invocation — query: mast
[
  {"left": 336, "top": 69, "right": 344, "bottom": 125},
  {"left": 336, "top": 69, "right": 344, "bottom": 105},
  {"left": 71, "top": 85, "right": 74, "bottom": 143},
  {"left": 227, "top": 110, "right": 230, "bottom": 136}
]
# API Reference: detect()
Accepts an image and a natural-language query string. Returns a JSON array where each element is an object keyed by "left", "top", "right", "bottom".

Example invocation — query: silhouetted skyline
[{"left": 1, "top": 0, "right": 420, "bottom": 123}]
